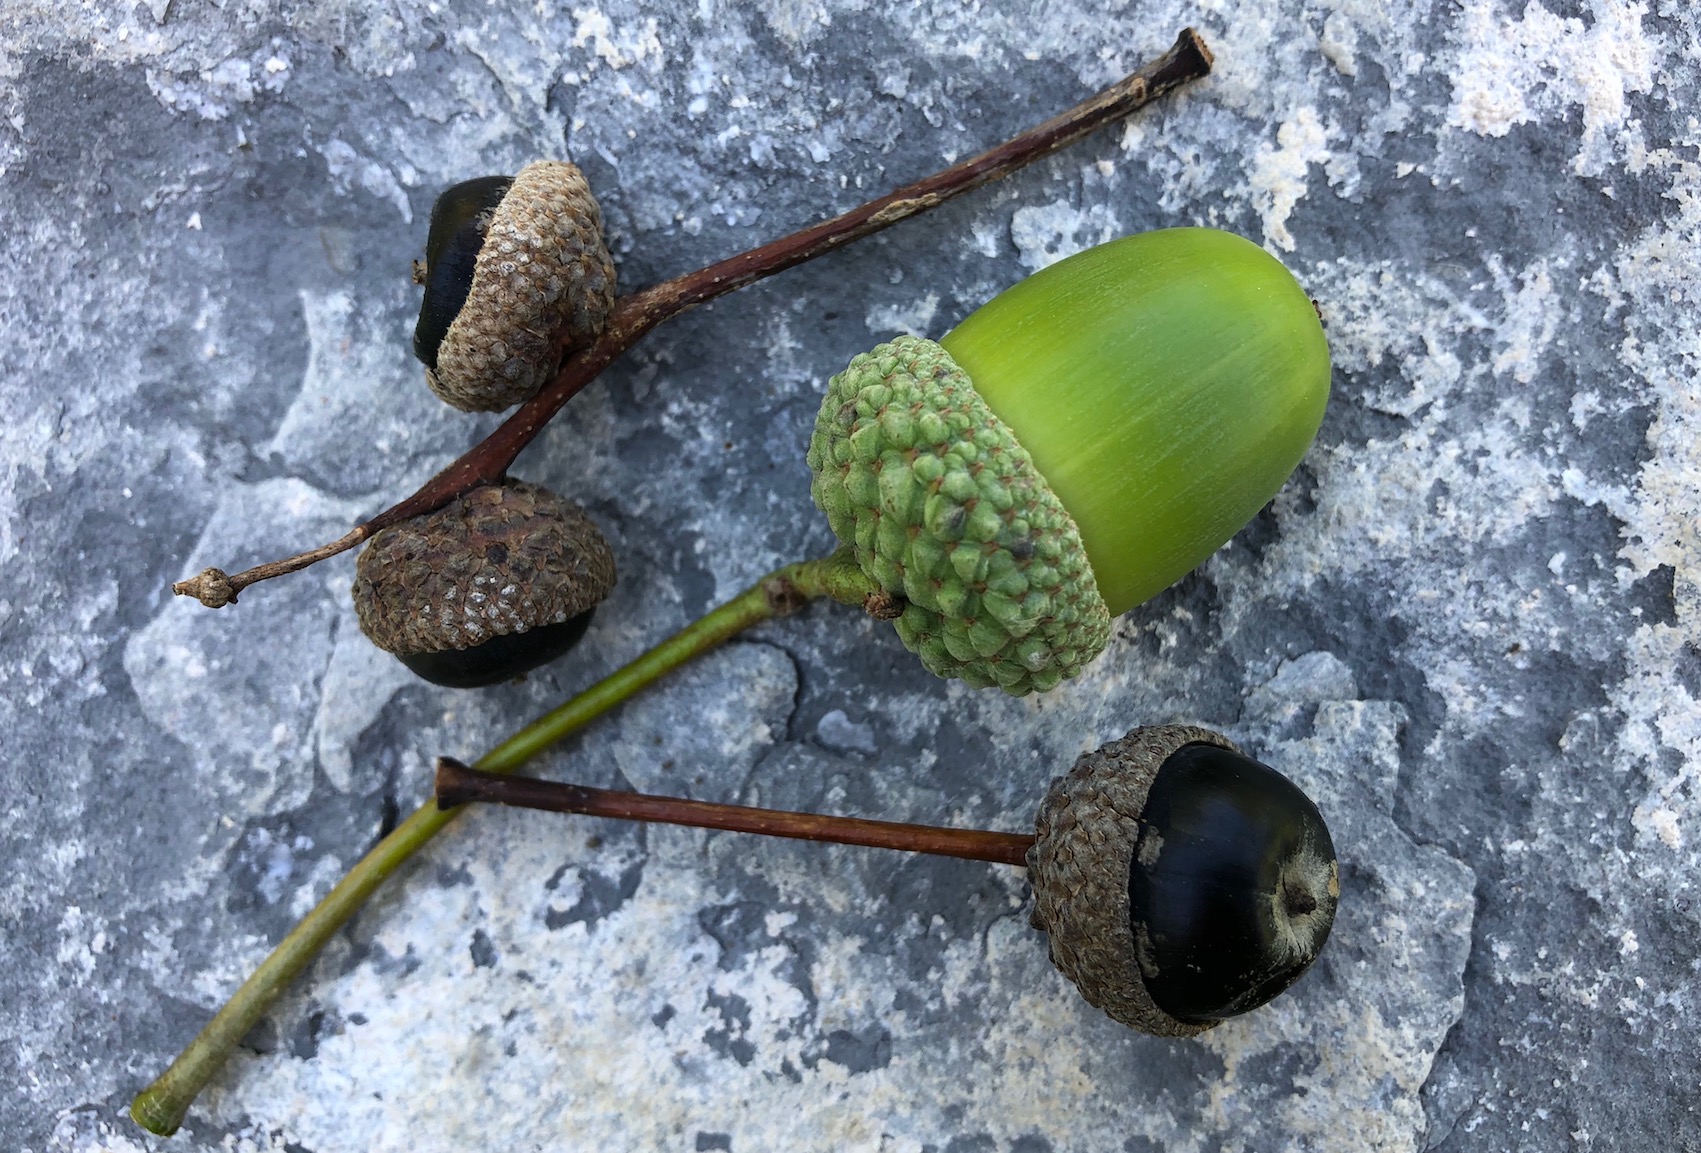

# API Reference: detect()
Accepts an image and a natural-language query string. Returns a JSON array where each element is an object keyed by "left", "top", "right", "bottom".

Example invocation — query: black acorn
[
  {"left": 412, "top": 161, "right": 617, "bottom": 412},
  {"left": 433, "top": 722, "right": 1337, "bottom": 1035},
  {"left": 1027, "top": 724, "right": 1337, "bottom": 1035},
  {"left": 350, "top": 479, "right": 617, "bottom": 688}
]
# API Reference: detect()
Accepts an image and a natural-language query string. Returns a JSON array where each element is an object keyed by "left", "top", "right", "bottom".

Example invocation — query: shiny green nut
[
  {"left": 944, "top": 227, "right": 1331, "bottom": 618},
  {"left": 806, "top": 228, "right": 1330, "bottom": 694}
]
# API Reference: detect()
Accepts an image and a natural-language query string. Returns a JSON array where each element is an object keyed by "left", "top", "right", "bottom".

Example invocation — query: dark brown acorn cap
[
  {"left": 427, "top": 160, "right": 616, "bottom": 412},
  {"left": 352, "top": 479, "right": 617, "bottom": 658},
  {"left": 1026, "top": 723, "right": 1236, "bottom": 1037}
]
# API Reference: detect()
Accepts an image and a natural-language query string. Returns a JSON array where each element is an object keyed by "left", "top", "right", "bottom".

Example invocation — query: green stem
[{"left": 131, "top": 550, "right": 875, "bottom": 1137}]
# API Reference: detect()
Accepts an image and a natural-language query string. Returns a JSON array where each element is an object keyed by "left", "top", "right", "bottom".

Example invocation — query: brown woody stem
[
  {"left": 171, "top": 29, "right": 1212, "bottom": 605},
  {"left": 435, "top": 757, "right": 1036, "bottom": 867}
]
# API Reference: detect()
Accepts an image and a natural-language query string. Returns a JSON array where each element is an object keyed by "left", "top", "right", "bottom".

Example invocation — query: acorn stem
[
  {"left": 169, "top": 29, "right": 1213, "bottom": 605},
  {"left": 170, "top": 528, "right": 368, "bottom": 607},
  {"left": 435, "top": 758, "right": 1036, "bottom": 866},
  {"left": 130, "top": 551, "right": 875, "bottom": 1136}
]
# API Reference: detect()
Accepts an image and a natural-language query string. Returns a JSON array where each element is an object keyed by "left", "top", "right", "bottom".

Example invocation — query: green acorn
[
  {"left": 413, "top": 161, "right": 617, "bottom": 412},
  {"left": 807, "top": 227, "right": 1330, "bottom": 694}
]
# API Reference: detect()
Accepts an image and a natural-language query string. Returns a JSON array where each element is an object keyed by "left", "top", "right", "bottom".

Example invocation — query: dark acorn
[
  {"left": 350, "top": 479, "right": 617, "bottom": 688},
  {"left": 1127, "top": 741, "right": 1338, "bottom": 1023},
  {"left": 1027, "top": 724, "right": 1337, "bottom": 1035},
  {"left": 430, "top": 721, "right": 1335, "bottom": 1036},
  {"left": 412, "top": 160, "right": 617, "bottom": 413}
]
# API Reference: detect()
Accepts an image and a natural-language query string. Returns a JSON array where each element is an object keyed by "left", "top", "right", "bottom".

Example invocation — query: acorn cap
[
  {"left": 352, "top": 479, "right": 617, "bottom": 659},
  {"left": 425, "top": 161, "right": 617, "bottom": 412},
  {"left": 1027, "top": 725, "right": 1231, "bottom": 1036},
  {"left": 1026, "top": 724, "right": 1338, "bottom": 1035},
  {"left": 805, "top": 335, "right": 1112, "bottom": 695}
]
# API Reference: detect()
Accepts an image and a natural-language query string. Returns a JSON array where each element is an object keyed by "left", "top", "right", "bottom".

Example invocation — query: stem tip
[
  {"left": 130, "top": 1084, "right": 188, "bottom": 1137},
  {"left": 435, "top": 756, "right": 477, "bottom": 810},
  {"left": 173, "top": 567, "right": 238, "bottom": 608}
]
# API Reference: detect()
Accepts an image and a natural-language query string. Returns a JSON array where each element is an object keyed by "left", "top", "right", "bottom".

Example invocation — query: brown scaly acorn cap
[
  {"left": 352, "top": 478, "right": 616, "bottom": 660},
  {"left": 427, "top": 161, "right": 616, "bottom": 412},
  {"left": 1026, "top": 723, "right": 1238, "bottom": 1037}
]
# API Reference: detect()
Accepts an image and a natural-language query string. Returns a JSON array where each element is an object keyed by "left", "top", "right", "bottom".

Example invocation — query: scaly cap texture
[
  {"left": 428, "top": 160, "right": 616, "bottom": 412},
  {"left": 806, "top": 335, "right": 1111, "bottom": 694},
  {"left": 352, "top": 479, "right": 617, "bottom": 656},
  {"left": 1026, "top": 724, "right": 1236, "bottom": 1036}
]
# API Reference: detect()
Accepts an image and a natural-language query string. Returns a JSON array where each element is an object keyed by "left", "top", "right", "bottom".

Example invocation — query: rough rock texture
[{"left": 1, "top": 2, "right": 1697, "bottom": 1152}]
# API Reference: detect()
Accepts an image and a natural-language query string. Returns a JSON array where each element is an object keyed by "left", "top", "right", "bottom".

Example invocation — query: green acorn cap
[
  {"left": 807, "top": 336, "right": 1111, "bottom": 694},
  {"left": 806, "top": 228, "right": 1330, "bottom": 693},
  {"left": 423, "top": 161, "right": 616, "bottom": 413}
]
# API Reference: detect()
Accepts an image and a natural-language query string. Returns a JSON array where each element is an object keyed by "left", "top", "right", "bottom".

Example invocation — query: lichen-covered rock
[{"left": 806, "top": 335, "right": 1112, "bottom": 694}]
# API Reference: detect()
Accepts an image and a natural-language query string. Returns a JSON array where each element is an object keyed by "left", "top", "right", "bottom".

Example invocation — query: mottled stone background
[{"left": 2, "top": 1, "right": 1697, "bottom": 1150}]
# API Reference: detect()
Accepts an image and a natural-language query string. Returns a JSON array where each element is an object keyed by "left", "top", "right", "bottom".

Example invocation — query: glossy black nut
[
  {"left": 1129, "top": 741, "right": 1337, "bottom": 1024},
  {"left": 396, "top": 612, "right": 595, "bottom": 689},
  {"left": 351, "top": 479, "right": 617, "bottom": 688},
  {"left": 1026, "top": 724, "right": 1338, "bottom": 1036},
  {"left": 414, "top": 160, "right": 616, "bottom": 412},
  {"left": 414, "top": 175, "right": 513, "bottom": 371}
]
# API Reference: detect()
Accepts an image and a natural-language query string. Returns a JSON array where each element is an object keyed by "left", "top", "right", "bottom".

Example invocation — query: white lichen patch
[
  {"left": 47, "top": 1108, "right": 157, "bottom": 1153},
  {"left": 863, "top": 292, "right": 940, "bottom": 337},
  {"left": 1483, "top": 255, "right": 1561, "bottom": 384},
  {"left": 753, "top": 0, "right": 834, "bottom": 48},
  {"left": 569, "top": 7, "right": 666, "bottom": 72},
  {"left": 53, "top": 904, "right": 112, "bottom": 990},
  {"left": 756, "top": 312, "right": 814, "bottom": 398},
  {"left": 1599, "top": 145, "right": 1701, "bottom": 890},
  {"left": 318, "top": 140, "right": 414, "bottom": 223},
  {"left": 1247, "top": 105, "right": 1331, "bottom": 251},
  {"left": 1610, "top": 150, "right": 1701, "bottom": 626},
  {"left": 1010, "top": 200, "right": 1121, "bottom": 270},
  {"left": 1447, "top": 0, "right": 1656, "bottom": 176},
  {"left": 144, "top": 45, "right": 293, "bottom": 121}
]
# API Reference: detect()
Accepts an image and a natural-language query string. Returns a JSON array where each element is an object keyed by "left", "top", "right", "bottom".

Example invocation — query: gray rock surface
[{"left": 3, "top": 1, "right": 1697, "bottom": 1150}]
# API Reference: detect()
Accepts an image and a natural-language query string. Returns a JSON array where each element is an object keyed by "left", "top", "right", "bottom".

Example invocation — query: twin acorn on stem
[{"left": 134, "top": 33, "right": 1341, "bottom": 1136}]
